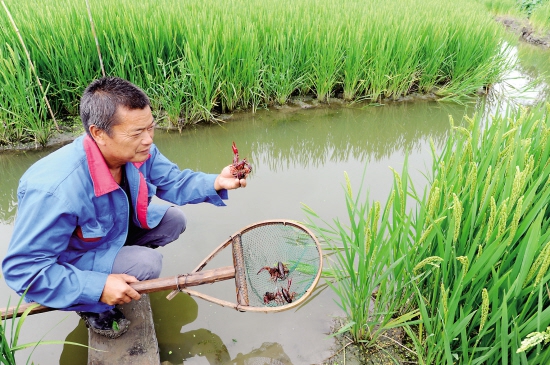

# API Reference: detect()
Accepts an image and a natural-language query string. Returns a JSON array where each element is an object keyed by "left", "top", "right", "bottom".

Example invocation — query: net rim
[{"left": 230, "top": 219, "right": 323, "bottom": 313}]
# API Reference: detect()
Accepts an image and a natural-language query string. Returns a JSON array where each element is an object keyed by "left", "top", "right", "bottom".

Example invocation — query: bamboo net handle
[{"left": 1, "top": 266, "right": 235, "bottom": 319}]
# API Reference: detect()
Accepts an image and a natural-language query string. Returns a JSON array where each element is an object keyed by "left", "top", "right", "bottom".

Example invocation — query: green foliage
[
  {"left": 305, "top": 104, "right": 550, "bottom": 363},
  {"left": 0, "top": 0, "right": 508, "bottom": 145},
  {"left": 406, "top": 104, "right": 550, "bottom": 364},
  {"left": 1, "top": 290, "right": 89, "bottom": 364},
  {"left": 480, "top": 0, "right": 524, "bottom": 16},
  {"left": 530, "top": 0, "right": 550, "bottom": 31},
  {"left": 303, "top": 166, "right": 420, "bottom": 346}
]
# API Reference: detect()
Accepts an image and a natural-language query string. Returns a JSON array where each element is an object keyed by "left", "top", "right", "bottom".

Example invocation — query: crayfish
[
  {"left": 280, "top": 279, "right": 297, "bottom": 303},
  {"left": 257, "top": 261, "right": 289, "bottom": 281},
  {"left": 263, "top": 290, "right": 280, "bottom": 304},
  {"left": 230, "top": 141, "right": 252, "bottom": 180},
  {"left": 262, "top": 279, "right": 297, "bottom": 305}
]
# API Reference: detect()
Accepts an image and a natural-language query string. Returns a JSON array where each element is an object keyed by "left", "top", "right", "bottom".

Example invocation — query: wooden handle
[{"left": 1, "top": 266, "right": 235, "bottom": 319}]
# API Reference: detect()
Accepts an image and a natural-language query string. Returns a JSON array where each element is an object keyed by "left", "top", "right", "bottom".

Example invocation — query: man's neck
[{"left": 110, "top": 166, "right": 123, "bottom": 185}]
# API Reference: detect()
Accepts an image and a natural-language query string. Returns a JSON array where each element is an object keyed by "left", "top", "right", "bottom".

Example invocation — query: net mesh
[{"left": 237, "top": 221, "right": 321, "bottom": 308}]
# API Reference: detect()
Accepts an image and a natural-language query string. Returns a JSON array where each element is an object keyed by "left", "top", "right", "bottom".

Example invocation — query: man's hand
[
  {"left": 214, "top": 165, "right": 248, "bottom": 191},
  {"left": 100, "top": 273, "right": 141, "bottom": 305}
]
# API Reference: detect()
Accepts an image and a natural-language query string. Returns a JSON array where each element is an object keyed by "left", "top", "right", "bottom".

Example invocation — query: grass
[
  {"left": 479, "top": 0, "right": 550, "bottom": 33},
  {"left": 0, "top": 0, "right": 508, "bottom": 146},
  {"left": 1, "top": 288, "right": 89, "bottom": 364},
  {"left": 304, "top": 103, "right": 550, "bottom": 363},
  {"left": 303, "top": 166, "right": 419, "bottom": 346},
  {"left": 530, "top": 0, "right": 550, "bottom": 31}
]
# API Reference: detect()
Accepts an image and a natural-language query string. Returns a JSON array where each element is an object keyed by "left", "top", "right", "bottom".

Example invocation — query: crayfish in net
[
  {"left": 257, "top": 261, "right": 289, "bottom": 281},
  {"left": 230, "top": 141, "right": 252, "bottom": 180},
  {"left": 262, "top": 279, "right": 297, "bottom": 305}
]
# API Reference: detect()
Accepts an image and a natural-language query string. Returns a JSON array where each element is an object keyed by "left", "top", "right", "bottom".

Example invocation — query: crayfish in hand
[
  {"left": 257, "top": 261, "right": 289, "bottom": 281},
  {"left": 230, "top": 141, "right": 252, "bottom": 180}
]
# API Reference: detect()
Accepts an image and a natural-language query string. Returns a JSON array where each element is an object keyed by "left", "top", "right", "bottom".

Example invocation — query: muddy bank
[
  {"left": 0, "top": 91, "right": 441, "bottom": 153},
  {"left": 496, "top": 15, "right": 550, "bottom": 48}
]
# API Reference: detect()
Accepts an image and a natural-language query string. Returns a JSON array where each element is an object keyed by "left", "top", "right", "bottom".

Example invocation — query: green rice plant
[
  {"left": 0, "top": 45, "right": 51, "bottom": 146},
  {"left": 1, "top": 0, "right": 58, "bottom": 132},
  {"left": 530, "top": 0, "right": 550, "bottom": 32},
  {"left": 0, "top": 0, "right": 509, "bottom": 145},
  {"left": 478, "top": 0, "right": 523, "bottom": 16},
  {"left": 260, "top": 29, "right": 309, "bottom": 105},
  {"left": 218, "top": 18, "right": 263, "bottom": 112},
  {"left": 1, "top": 288, "right": 89, "bottom": 365},
  {"left": 309, "top": 10, "right": 344, "bottom": 103},
  {"left": 341, "top": 21, "right": 368, "bottom": 101},
  {"left": 405, "top": 104, "right": 550, "bottom": 364},
  {"left": 146, "top": 58, "right": 190, "bottom": 131},
  {"left": 303, "top": 167, "right": 419, "bottom": 346},
  {"left": 303, "top": 103, "right": 550, "bottom": 362}
]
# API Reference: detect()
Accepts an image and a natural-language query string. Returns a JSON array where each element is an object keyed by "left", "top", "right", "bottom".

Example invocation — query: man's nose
[{"left": 142, "top": 130, "right": 153, "bottom": 144}]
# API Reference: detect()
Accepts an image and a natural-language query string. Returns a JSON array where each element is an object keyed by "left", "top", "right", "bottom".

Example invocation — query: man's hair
[{"left": 80, "top": 77, "right": 151, "bottom": 137}]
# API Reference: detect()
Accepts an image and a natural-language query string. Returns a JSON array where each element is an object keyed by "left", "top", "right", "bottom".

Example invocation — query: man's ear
[{"left": 89, "top": 125, "right": 107, "bottom": 146}]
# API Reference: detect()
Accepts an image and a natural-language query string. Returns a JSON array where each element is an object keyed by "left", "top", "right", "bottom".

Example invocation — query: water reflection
[
  {"left": 0, "top": 102, "right": 464, "bottom": 224},
  {"left": 250, "top": 102, "right": 460, "bottom": 171},
  {"left": 488, "top": 43, "right": 550, "bottom": 107},
  {"left": 151, "top": 292, "right": 292, "bottom": 365},
  {"left": 59, "top": 320, "right": 88, "bottom": 364},
  {"left": 152, "top": 101, "right": 468, "bottom": 179},
  {"left": 232, "top": 343, "right": 291, "bottom": 365}
]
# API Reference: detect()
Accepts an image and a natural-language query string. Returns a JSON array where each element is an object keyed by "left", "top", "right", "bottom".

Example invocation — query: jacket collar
[
  {"left": 83, "top": 135, "right": 150, "bottom": 197},
  {"left": 83, "top": 135, "right": 120, "bottom": 197}
]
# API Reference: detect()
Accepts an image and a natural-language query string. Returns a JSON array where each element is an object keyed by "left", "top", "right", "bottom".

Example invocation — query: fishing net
[{"left": 231, "top": 221, "right": 322, "bottom": 309}]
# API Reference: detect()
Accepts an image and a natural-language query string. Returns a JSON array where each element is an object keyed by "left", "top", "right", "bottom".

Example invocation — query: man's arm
[
  {"left": 2, "top": 188, "right": 109, "bottom": 311},
  {"left": 143, "top": 146, "right": 236, "bottom": 206}
]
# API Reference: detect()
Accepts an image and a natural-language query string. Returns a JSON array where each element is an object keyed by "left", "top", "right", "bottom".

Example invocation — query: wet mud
[{"left": 496, "top": 15, "right": 550, "bottom": 48}]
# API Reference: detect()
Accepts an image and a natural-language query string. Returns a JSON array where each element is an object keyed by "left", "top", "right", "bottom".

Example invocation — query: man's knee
[
  {"left": 156, "top": 207, "right": 186, "bottom": 244},
  {"left": 164, "top": 207, "right": 187, "bottom": 234},
  {"left": 112, "top": 246, "right": 163, "bottom": 280}
]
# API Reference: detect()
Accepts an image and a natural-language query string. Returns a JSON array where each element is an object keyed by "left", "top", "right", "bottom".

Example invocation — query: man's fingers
[
  {"left": 126, "top": 287, "right": 141, "bottom": 301},
  {"left": 120, "top": 274, "right": 139, "bottom": 283}
]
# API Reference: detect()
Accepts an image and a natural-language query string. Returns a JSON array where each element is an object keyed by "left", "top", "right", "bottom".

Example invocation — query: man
[{"left": 2, "top": 77, "right": 247, "bottom": 338}]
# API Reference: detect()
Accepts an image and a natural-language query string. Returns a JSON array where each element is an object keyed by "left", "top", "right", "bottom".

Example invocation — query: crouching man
[{"left": 2, "top": 77, "right": 248, "bottom": 338}]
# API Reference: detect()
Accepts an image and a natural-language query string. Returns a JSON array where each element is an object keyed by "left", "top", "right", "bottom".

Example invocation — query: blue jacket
[{"left": 2, "top": 134, "right": 227, "bottom": 313}]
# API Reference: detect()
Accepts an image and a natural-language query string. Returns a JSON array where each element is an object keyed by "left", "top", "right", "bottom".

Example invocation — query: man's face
[{"left": 96, "top": 105, "right": 155, "bottom": 168}]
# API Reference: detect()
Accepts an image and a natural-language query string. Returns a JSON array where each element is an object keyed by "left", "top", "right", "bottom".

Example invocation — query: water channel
[{"left": 0, "top": 41, "right": 549, "bottom": 364}]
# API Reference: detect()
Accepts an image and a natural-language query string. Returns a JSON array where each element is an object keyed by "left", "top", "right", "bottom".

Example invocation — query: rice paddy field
[
  {"left": 0, "top": 0, "right": 508, "bottom": 146},
  {"left": 3, "top": 0, "right": 550, "bottom": 364}
]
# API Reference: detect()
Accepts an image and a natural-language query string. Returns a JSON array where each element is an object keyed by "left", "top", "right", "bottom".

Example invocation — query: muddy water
[{"left": 0, "top": 43, "right": 548, "bottom": 365}]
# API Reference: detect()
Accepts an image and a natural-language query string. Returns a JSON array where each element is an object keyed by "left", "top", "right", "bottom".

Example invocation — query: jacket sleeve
[
  {"left": 1, "top": 187, "right": 108, "bottom": 310},
  {"left": 144, "top": 146, "right": 228, "bottom": 206}
]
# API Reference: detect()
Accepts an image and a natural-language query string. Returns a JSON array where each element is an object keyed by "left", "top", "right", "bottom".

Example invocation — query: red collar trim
[{"left": 83, "top": 135, "right": 120, "bottom": 197}]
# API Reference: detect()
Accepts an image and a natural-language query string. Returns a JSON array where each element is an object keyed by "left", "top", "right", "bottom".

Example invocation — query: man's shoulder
[{"left": 20, "top": 136, "right": 89, "bottom": 191}]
